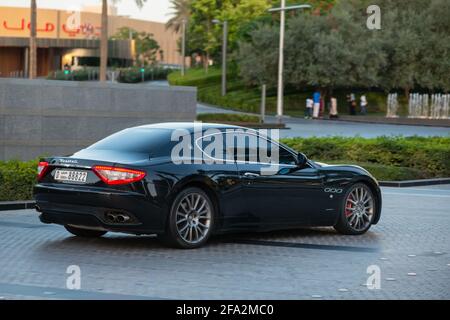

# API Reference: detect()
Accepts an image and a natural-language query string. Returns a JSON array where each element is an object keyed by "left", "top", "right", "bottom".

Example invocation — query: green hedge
[
  {"left": 0, "top": 137, "right": 448, "bottom": 201},
  {"left": 281, "top": 136, "right": 450, "bottom": 178},
  {"left": 117, "top": 67, "right": 172, "bottom": 83},
  {"left": 0, "top": 159, "right": 38, "bottom": 201},
  {"left": 197, "top": 113, "right": 260, "bottom": 123},
  {"left": 47, "top": 68, "right": 99, "bottom": 81}
]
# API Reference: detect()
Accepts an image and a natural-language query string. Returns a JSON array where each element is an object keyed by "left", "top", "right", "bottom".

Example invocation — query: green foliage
[
  {"left": 166, "top": 0, "right": 191, "bottom": 33},
  {"left": 111, "top": 26, "right": 161, "bottom": 64},
  {"left": 117, "top": 67, "right": 172, "bottom": 83},
  {"left": 187, "top": 0, "right": 273, "bottom": 60},
  {"left": 47, "top": 68, "right": 98, "bottom": 81},
  {"left": 0, "top": 159, "right": 38, "bottom": 201},
  {"left": 281, "top": 136, "right": 450, "bottom": 178},
  {"left": 238, "top": 0, "right": 450, "bottom": 93},
  {"left": 197, "top": 113, "right": 260, "bottom": 123}
]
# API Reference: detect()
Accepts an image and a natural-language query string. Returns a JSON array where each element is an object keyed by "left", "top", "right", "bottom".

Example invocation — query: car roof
[{"left": 134, "top": 122, "right": 246, "bottom": 132}]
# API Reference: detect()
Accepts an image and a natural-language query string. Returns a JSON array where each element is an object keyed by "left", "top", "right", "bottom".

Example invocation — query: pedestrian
[
  {"left": 305, "top": 97, "right": 313, "bottom": 119},
  {"left": 313, "top": 90, "right": 321, "bottom": 119},
  {"left": 360, "top": 94, "right": 368, "bottom": 115},
  {"left": 329, "top": 95, "right": 339, "bottom": 119}
]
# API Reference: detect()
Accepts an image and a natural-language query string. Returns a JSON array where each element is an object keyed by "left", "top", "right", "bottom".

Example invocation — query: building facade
[{"left": 0, "top": 6, "right": 180, "bottom": 78}]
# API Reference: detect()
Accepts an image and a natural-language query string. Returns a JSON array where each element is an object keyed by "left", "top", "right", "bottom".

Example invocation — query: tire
[
  {"left": 65, "top": 225, "right": 107, "bottom": 238},
  {"left": 334, "top": 183, "right": 376, "bottom": 235},
  {"left": 160, "top": 187, "right": 215, "bottom": 249}
]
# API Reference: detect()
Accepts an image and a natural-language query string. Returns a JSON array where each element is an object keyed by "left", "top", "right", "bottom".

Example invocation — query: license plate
[{"left": 54, "top": 170, "right": 88, "bottom": 183}]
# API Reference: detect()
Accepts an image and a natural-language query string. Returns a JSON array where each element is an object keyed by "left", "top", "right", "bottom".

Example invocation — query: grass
[{"left": 168, "top": 67, "right": 409, "bottom": 117}]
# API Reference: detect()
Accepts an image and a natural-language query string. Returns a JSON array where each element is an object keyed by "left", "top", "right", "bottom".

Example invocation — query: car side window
[{"left": 258, "top": 139, "right": 297, "bottom": 165}]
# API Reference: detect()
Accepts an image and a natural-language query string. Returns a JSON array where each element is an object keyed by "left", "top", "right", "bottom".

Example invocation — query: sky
[{"left": 0, "top": 0, "right": 173, "bottom": 23}]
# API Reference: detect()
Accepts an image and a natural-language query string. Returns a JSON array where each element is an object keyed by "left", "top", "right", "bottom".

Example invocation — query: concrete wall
[{"left": 0, "top": 78, "right": 197, "bottom": 161}]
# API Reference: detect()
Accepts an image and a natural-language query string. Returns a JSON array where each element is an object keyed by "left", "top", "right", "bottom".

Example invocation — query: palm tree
[
  {"left": 99, "top": 0, "right": 146, "bottom": 82},
  {"left": 29, "top": 0, "right": 37, "bottom": 79},
  {"left": 166, "top": 0, "right": 191, "bottom": 33}
]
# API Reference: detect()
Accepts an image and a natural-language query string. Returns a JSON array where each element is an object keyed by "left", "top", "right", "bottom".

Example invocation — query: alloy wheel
[
  {"left": 344, "top": 185, "right": 374, "bottom": 231},
  {"left": 175, "top": 192, "right": 212, "bottom": 244}
]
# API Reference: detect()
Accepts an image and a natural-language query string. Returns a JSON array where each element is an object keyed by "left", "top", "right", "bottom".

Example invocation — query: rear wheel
[
  {"left": 334, "top": 183, "right": 375, "bottom": 235},
  {"left": 160, "top": 187, "right": 214, "bottom": 249},
  {"left": 65, "top": 225, "right": 107, "bottom": 238}
]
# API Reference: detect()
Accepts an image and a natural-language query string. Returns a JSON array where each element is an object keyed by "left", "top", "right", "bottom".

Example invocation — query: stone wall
[{"left": 0, "top": 79, "right": 197, "bottom": 160}]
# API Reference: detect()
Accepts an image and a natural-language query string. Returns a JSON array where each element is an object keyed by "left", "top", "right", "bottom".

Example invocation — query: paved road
[
  {"left": 0, "top": 185, "right": 449, "bottom": 300},
  {"left": 197, "top": 104, "right": 450, "bottom": 138}
]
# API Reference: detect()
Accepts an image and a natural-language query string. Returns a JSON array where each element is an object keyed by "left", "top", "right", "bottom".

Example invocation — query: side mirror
[{"left": 297, "top": 152, "right": 307, "bottom": 167}]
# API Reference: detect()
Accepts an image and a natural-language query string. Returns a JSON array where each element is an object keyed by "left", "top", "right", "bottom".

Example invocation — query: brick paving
[{"left": 0, "top": 185, "right": 449, "bottom": 300}]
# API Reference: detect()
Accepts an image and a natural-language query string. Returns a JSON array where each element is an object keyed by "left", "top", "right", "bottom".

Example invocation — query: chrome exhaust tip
[{"left": 116, "top": 214, "right": 130, "bottom": 223}]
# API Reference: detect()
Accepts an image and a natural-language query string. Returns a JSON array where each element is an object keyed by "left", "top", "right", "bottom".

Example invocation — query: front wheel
[
  {"left": 160, "top": 187, "right": 214, "bottom": 249},
  {"left": 334, "top": 183, "right": 376, "bottom": 235},
  {"left": 65, "top": 225, "right": 107, "bottom": 238}
]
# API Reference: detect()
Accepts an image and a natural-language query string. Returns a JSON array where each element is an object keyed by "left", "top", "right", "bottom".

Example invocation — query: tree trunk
[
  {"left": 29, "top": 0, "right": 37, "bottom": 79},
  {"left": 99, "top": 0, "right": 108, "bottom": 82},
  {"left": 204, "top": 52, "right": 209, "bottom": 74},
  {"left": 404, "top": 87, "right": 410, "bottom": 102}
]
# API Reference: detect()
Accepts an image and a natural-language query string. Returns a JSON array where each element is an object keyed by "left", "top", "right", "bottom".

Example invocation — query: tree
[
  {"left": 111, "top": 27, "right": 161, "bottom": 65},
  {"left": 166, "top": 0, "right": 191, "bottom": 33},
  {"left": 238, "top": 0, "right": 450, "bottom": 95},
  {"left": 100, "top": 0, "right": 146, "bottom": 82},
  {"left": 187, "top": 0, "right": 273, "bottom": 72},
  {"left": 29, "top": 0, "right": 37, "bottom": 79}
]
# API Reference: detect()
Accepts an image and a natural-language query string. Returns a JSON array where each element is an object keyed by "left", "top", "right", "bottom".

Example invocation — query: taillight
[
  {"left": 37, "top": 161, "right": 49, "bottom": 181},
  {"left": 92, "top": 165, "right": 146, "bottom": 185}
]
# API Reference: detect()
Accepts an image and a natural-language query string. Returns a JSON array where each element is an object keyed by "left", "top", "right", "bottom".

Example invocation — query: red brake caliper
[{"left": 345, "top": 194, "right": 354, "bottom": 217}]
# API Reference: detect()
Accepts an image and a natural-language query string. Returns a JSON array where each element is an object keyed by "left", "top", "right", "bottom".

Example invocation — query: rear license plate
[{"left": 54, "top": 170, "right": 88, "bottom": 183}]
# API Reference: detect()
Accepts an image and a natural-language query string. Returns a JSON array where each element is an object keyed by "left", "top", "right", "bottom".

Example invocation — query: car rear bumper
[{"left": 34, "top": 183, "right": 168, "bottom": 234}]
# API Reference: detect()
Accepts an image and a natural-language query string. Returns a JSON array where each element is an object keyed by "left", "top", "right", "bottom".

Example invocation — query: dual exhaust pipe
[
  {"left": 105, "top": 212, "right": 131, "bottom": 224},
  {"left": 35, "top": 205, "right": 131, "bottom": 224}
]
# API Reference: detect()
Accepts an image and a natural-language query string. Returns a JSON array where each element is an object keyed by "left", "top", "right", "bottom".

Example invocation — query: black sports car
[{"left": 34, "top": 123, "right": 382, "bottom": 248}]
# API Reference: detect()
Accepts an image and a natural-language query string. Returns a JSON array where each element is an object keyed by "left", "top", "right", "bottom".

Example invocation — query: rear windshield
[{"left": 87, "top": 128, "right": 175, "bottom": 157}]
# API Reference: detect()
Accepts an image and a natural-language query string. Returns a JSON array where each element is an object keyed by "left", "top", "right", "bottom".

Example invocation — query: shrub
[
  {"left": 47, "top": 68, "right": 98, "bottom": 81},
  {"left": 0, "top": 159, "right": 38, "bottom": 201},
  {"left": 197, "top": 113, "right": 260, "bottom": 123},
  {"left": 281, "top": 136, "right": 450, "bottom": 178},
  {"left": 117, "top": 66, "right": 172, "bottom": 83}
]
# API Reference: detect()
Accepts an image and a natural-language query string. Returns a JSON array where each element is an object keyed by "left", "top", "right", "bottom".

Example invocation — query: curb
[
  {"left": 379, "top": 178, "right": 450, "bottom": 187},
  {"left": 0, "top": 201, "right": 36, "bottom": 211},
  {"left": 323, "top": 116, "right": 450, "bottom": 128}
]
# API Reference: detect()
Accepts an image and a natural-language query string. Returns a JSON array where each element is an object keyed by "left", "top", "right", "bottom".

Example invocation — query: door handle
[{"left": 244, "top": 172, "right": 260, "bottom": 178}]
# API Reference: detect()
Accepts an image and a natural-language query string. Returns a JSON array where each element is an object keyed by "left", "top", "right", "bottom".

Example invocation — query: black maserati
[{"left": 34, "top": 123, "right": 382, "bottom": 248}]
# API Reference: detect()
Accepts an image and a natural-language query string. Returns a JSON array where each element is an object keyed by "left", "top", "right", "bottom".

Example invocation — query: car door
[{"left": 233, "top": 132, "right": 327, "bottom": 226}]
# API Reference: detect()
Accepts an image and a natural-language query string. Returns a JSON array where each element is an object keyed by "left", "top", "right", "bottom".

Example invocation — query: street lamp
[
  {"left": 181, "top": 19, "right": 187, "bottom": 77},
  {"left": 212, "top": 19, "right": 228, "bottom": 96},
  {"left": 269, "top": 2, "right": 311, "bottom": 123}
]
